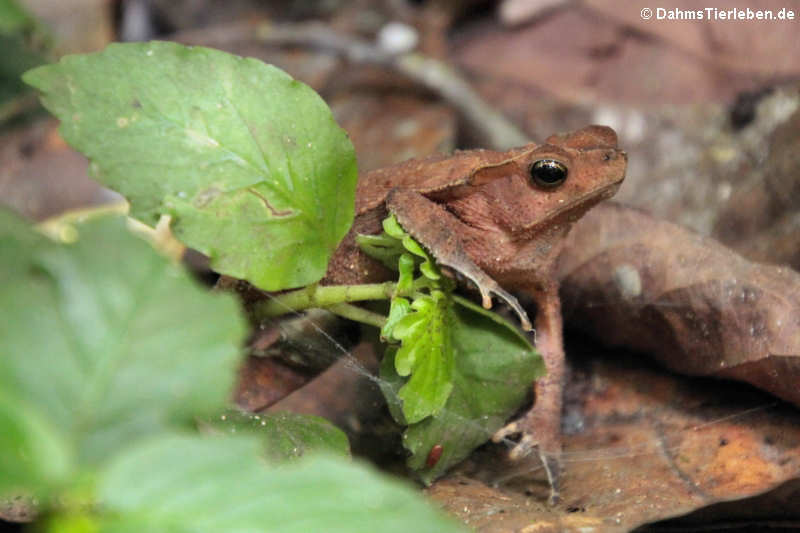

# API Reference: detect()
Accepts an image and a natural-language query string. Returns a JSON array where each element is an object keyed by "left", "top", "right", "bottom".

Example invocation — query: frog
[{"left": 324, "top": 125, "right": 627, "bottom": 504}]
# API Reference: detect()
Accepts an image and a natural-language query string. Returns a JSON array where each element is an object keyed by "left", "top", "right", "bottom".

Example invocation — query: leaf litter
[{"left": 240, "top": 201, "right": 800, "bottom": 531}]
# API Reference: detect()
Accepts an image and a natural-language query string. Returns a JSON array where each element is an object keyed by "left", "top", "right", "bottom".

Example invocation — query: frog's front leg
[
  {"left": 385, "top": 188, "right": 532, "bottom": 331},
  {"left": 492, "top": 281, "right": 564, "bottom": 505}
]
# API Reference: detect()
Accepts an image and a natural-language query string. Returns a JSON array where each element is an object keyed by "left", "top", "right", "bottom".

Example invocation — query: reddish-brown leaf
[
  {"left": 558, "top": 202, "right": 800, "bottom": 406},
  {"left": 585, "top": 0, "right": 800, "bottom": 77},
  {"left": 427, "top": 348, "right": 800, "bottom": 531}
]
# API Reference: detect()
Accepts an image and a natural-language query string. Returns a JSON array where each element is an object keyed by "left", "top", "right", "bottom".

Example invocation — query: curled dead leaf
[{"left": 558, "top": 202, "right": 800, "bottom": 407}]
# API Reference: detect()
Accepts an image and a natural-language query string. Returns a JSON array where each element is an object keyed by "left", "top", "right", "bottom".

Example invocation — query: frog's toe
[
  {"left": 492, "top": 419, "right": 520, "bottom": 443},
  {"left": 477, "top": 285, "right": 493, "bottom": 309},
  {"left": 493, "top": 416, "right": 562, "bottom": 505},
  {"left": 491, "top": 287, "right": 533, "bottom": 331},
  {"left": 461, "top": 274, "right": 533, "bottom": 331},
  {"left": 491, "top": 421, "right": 537, "bottom": 460}
]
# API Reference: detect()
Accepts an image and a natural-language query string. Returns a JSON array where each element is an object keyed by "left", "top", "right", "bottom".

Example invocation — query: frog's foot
[
  {"left": 492, "top": 408, "right": 562, "bottom": 505},
  {"left": 460, "top": 271, "right": 533, "bottom": 332}
]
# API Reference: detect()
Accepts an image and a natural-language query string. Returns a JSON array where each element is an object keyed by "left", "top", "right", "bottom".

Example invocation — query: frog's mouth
[{"left": 522, "top": 180, "right": 623, "bottom": 238}]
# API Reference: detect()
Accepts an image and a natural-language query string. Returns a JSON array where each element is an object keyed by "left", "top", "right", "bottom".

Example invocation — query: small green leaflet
[
  {"left": 23, "top": 41, "right": 358, "bottom": 291},
  {"left": 388, "top": 290, "right": 455, "bottom": 424},
  {"left": 372, "top": 215, "right": 456, "bottom": 424}
]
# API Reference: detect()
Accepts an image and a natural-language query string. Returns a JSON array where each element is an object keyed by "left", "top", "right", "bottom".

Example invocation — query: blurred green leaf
[
  {"left": 0, "top": 0, "right": 36, "bottom": 33},
  {"left": 94, "top": 434, "right": 467, "bottom": 533},
  {"left": 0, "top": 0, "right": 49, "bottom": 123},
  {"left": 204, "top": 410, "right": 350, "bottom": 462},
  {"left": 23, "top": 41, "right": 357, "bottom": 290},
  {"left": 0, "top": 210, "right": 247, "bottom": 496},
  {"left": 0, "top": 392, "right": 70, "bottom": 497}
]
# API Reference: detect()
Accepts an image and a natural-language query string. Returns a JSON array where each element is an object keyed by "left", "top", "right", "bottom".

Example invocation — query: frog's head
[{"left": 515, "top": 125, "right": 627, "bottom": 233}]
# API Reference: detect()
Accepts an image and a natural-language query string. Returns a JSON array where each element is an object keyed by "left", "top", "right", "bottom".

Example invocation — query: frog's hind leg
[
  {"left": 492, "top": 281, "right": 564, "bottom": 505},
  {"left": 385, "top": 188, "right": 532, "bottom": 331}
]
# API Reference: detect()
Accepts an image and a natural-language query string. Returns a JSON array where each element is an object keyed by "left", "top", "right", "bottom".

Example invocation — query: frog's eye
[{"left": 529, "top": 159, "right": 568, "bottom": 188}]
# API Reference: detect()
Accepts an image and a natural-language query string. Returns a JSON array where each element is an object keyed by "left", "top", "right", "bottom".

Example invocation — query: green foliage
[
  {"left": 204, "top": 410, "right": 351, "bottom": 462},
  {"left": 0, "top": 0, "right": 49, "bottom": 119},
  {"left": 389, "top": 290, "right": 455, "bottom": 424},
  {"left": 383, "top": 297, "right": 544, "bottom": 483},
  {"left": 92, "top": 434, "right": 465, "bottom": 533},
  {"left": 12, "top": 38, "right": 545, "bottom": 525},
  {"left": 0, "top": 0, "right": 36, "bottom": 33},
  {"left": 372, "top": 215, "right": 457, "bottom": 424},
  {"left": 367, "top": 216, "right": 544, "bottom": 480},
  {"left": 23, "top": 41, "right": 358, "bottom": 290},
  {"left": 0, "top": 210, "right": 247, "bottom": 496},
  {"left": 0, "top": 210, "right": 467, "bottom": 532}
]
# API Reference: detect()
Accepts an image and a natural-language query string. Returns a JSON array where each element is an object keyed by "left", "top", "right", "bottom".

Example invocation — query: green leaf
[
  {"left": 44, "top": 513, "right": 100, "bottom": 533},
  {"left": 401, "top": 234, "right": 427, "bottom": 258},
  {"left": 359, "top": 215, "right": 443, "bottom": 284},
  {"left": 204, "top": 410, "right": 350, "bottom": 462},
  {"left": 388, "top": 291, "right": 454, "bottom": 424},
  {"left": 399, "top": 234, "right": 440, "bottom": 281},
  {"left": 383, "top": 298, "right": 544, "bottom": 483},
  {"left": 23, "top": 41, "right": 358, "bottom": 290},
  {"left": 0, "top": 0, "right": 48, "bottom": 118},
  {"left": 396, "top": 252, "right": 415, "bottom": 294},
  {"left": 382, "top": 214, "right": 406, "bottom": 239},
  {"left": 0, "top": 0, "right": 36, "bottom": 34},
  {"left": 0, "top": 392, "right": 70, "bottom": 497},
  {"left": 363, "top": 212, "right": 542, "bottom": 477},
  {"left": 381, "top": 296, "right": 411, "bottom": 340},
  {"left": 355, "top": 232, "right": 405, "bottom": 270},
  {"left": 95, "top": 434, "right": 467, "bottom": 533},
  {"left": 418, "top": 259, "right": 441, "bottom": 281},
  {"left": 0, "top": 210, "right": 247, "bottom": 495}
]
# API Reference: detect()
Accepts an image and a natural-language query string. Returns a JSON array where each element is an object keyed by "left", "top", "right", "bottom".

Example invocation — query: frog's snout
[{"left": 605, "top": 148, "right": 627, "bottom": 159}]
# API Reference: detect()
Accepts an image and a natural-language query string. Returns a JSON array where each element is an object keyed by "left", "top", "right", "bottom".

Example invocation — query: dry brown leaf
[
  {"left": 0, "top": 120, "right": 111, "bottom": 221},
  {"left": 24, "top": 0, "right": 112, "bottom": 54},
  {"left": 713, "top": 106, "right": 800, "bottom": 271},
  {"left": 427, "top": 348, "right": 800, "bottom": 531},
  {"left": 585, "top": 0, "right": 800, "bottom": 77},
  {"left": 558, "top": 202, "right": 800, "bottom": 407},
  {"left": 332, "top": 93, "right": 457, "bottom": 172},
  {"left": 453, "top": 5, "right": 766, "bottom": 104}
]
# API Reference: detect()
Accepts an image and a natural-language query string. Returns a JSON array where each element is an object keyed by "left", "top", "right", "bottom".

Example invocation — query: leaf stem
[
  {"left": 326, "top": 303, "right": 387, "bottom": 328},
  {"left": 254, "top": 282, "right": 398, "bottom": 318}
]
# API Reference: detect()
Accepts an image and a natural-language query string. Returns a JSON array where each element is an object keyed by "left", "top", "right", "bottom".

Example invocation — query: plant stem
[
  {"left": 326, "top": 303, "right": 387, "bottom": 328},
  {"left": 253, "top": 282, "right": 398, "bottom": 319}
]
